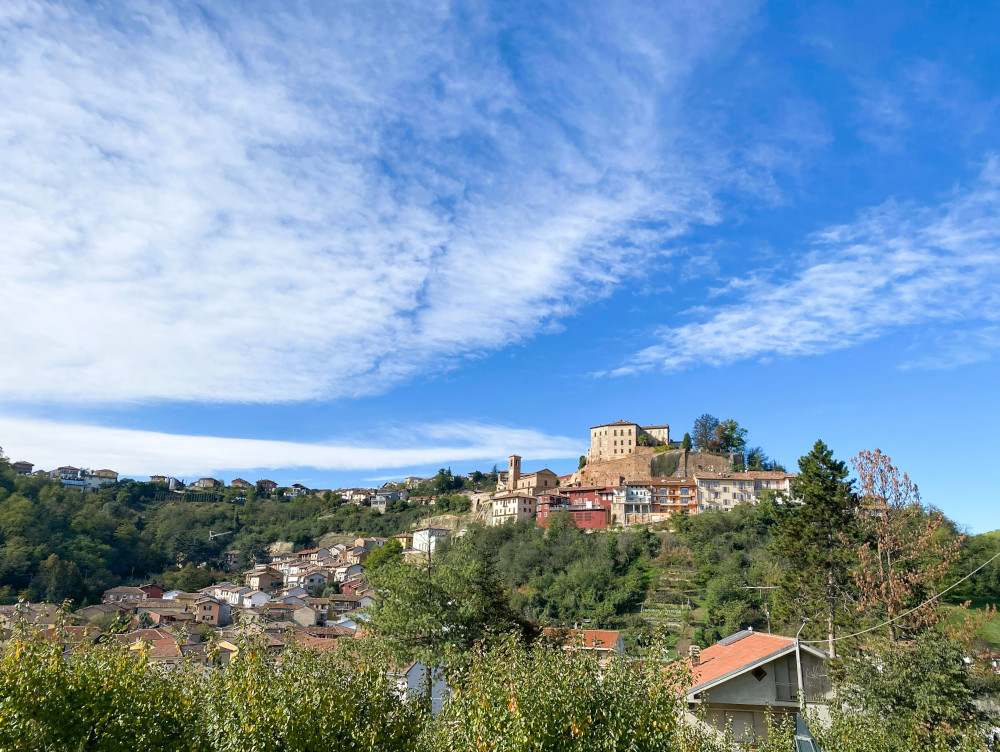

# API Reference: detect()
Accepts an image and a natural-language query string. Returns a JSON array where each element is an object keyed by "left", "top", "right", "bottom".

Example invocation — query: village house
[
  {"left": 11, "top": 460, "right": 33, "bottom": 475},
  {"left": 536, "top": 493, "right": 611, "bottom": 530},
  {"left": 295, "top": 547, "right": 332, "bottom": 561},
  {"left": 355, "top": 537, "right": 387, "bottom": 550},
  {"left": 102, "top": 586, "right": 148, "bottom": 605},
  {"left": 490, "top": 493, "right": 537, "bottom": 526},
  {"left": 412, "top": 527, "right": 450, "bottom": 553},
  {"left": 287, "top": 569, "right": 329, "bottom": 592},
  {"left": 694, "top": 471, "right": 797, "bottom": 512},
  {"left": 684, "top": 630, "right": 831, "bottom": 743},
  {"left": 221, "top": 550, "right": 241, "bottom": 572},
  {"left": 190, "top": 477, "right": 222, "bottom": 489},
  {"left": 647, "top": 477, "right": 698, "bottom": 519},
  {"left": 230, "top": 478, "right": 252, "bottom": 489},
  {"left": 135, "top": 599, "right": 191, "bottom": 620},
  {"left": 332, "top": 563, "right": 364, "bottom": 583},
  {"left": 345, "top": 546, "right": 369, "bottom": 565},
  {"left": 193, "top": 596, "right": 230, "bottom": 626},
  {"left": 611, "top": 482, "right": 653, "bottom": 526},
  {"left": 257, "top": 479, "right": 278, "bottom": 492},
  {"left": 150, "top": 475, "right": 181, "bottom": 490},
  {"left": 246, "top": 568, "right": 283, "bottom": 591},
  {"left": 239, "top": 589, "right": 272, "bottom": 609},
  {"left": 329, "top": 592, "right": 370, "bottom": 614}
]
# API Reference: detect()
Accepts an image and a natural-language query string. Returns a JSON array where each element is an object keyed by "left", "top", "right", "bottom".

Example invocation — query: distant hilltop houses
[
  {"left": 488, "top": 417, "right": 797, "bottom": 531},
  {"left": 6, "top": 460, "right": 120, "bottom": 492}
]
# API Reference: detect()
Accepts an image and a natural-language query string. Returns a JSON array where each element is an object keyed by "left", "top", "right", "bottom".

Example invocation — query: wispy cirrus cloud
[
  {"left": 0, "top": 415, "right": 582, "bottom": 478},
  {"left": 0, "top": 0, "right": 765, "bottom": 405},
  {"left": 616, "top": 157, "right": 1000, "bottom": 373}
]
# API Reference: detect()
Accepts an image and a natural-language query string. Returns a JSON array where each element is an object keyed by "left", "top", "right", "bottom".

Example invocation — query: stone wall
[{"left": 566, "top": 449, "right": 734, "bottom": 487}]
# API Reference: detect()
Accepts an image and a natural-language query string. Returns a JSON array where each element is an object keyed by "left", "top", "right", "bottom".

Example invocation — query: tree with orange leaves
[{"left": 851, "top": 448, "right": 965, "bottom": 642}]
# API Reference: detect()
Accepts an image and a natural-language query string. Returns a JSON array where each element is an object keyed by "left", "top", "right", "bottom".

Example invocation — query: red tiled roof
[
  {"left": 689, "top": 632, "right": 795, "bottom": 693},
  {"left": 543, "top": 628, "right": 621, "bottom": 651},
  {"left": 693, "top": 471, "right": 795, "bottom": 481}
]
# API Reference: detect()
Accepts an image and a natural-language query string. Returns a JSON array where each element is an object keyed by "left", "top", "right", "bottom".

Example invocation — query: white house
[
  {"left": 412, "top": 527, "right": 450, "bottom": 553},
  {"left": 239, "top": 589, "right": 272, "bottom": 609}
]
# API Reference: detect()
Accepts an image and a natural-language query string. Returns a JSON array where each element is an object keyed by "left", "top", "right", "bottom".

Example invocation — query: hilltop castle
[{"left": 587, "top": 420, "right": 673, "bottom": 463}]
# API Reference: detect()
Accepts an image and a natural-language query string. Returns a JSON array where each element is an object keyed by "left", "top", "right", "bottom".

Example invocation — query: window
[{"left": 774, "top": 656, "right": 798, "bottom": 702}]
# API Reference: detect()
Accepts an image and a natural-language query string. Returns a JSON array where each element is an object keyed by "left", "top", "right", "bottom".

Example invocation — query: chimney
[{"left": 689, "top": 645, "right": 701, "bottom": 666}]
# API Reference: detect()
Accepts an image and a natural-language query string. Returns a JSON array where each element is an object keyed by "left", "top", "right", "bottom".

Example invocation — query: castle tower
[{"left": 508, "top": 455, "right": 521, "bottom": 492}]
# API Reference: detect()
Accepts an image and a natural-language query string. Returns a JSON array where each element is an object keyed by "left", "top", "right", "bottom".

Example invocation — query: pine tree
[{"left": 770, "top": 440, "right": 856, "bottom": 657}]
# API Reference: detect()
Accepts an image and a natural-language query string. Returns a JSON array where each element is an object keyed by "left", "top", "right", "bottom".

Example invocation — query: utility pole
[
  {"left": 795, "top": 617, "right": 811, "bottom": 712},
  {"left": 740, "top": 585, "right": 778, "bottom": 633}
]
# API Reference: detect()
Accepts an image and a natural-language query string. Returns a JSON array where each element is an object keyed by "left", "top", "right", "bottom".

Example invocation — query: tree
[
  {"left": 691, "top": 414, "right": 720, "bottom": 452},
  {"left": 578, "top": 455, "right": 587, "bottom": 470},
  {"left": 34, "top": 554, "right": 85, "bottom": 604},
  {"left": 364, "top": 543, "right": 530, "bottom": 678},
  {"left": 770, "top": 440, "right": 856, "bottom": 658},
  {"left": 364, "top": 538, "right": 403, "bottom": 572},
  {"left": 827, "top": 635, "right": 985, "bottom": 751},
  {"left": 681, "top": 433, "right": 692, "bottom": 451},
  {"left": 712, "top": 419, "right": 747, "bottom": 454},
  {"left": 236, "top": 539, "right": 269, "bottom": 571},
  {"left": 851, "top": 449, "right": 965, "bottom": 642}
]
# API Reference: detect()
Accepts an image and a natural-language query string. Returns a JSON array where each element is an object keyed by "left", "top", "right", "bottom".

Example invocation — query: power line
[{"left": 800, "top": 549, "right": 1000, "bottom": 644}]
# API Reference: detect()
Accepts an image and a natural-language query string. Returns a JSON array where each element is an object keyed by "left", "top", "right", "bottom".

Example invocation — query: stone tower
[{"left": 508, "top": 455, "right": 521, "bottom": 492}]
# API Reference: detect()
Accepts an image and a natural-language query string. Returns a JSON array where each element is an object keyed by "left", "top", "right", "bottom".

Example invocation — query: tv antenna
[{"left": 209, "top": 530, "right": 233, "bottom": 540}]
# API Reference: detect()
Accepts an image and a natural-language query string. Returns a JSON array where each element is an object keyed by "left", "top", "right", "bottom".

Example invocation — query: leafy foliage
[{"left": 431, "top": 633, "right": 687, "bottom": 752}]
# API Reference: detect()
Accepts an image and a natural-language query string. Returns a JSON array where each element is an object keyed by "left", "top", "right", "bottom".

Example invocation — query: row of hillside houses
[
  {"left": 101, "top": 579, "right": 375, "bottom": 630},
  {"left": 490, "top": 455, "right": 796, "bottom": 529},
  {"left": 6, "top": 460, "right": 120, "bottom": 491}
]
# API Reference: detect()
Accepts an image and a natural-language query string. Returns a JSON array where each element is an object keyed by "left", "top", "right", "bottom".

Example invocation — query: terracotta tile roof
[
  {"left": 147, "top": 639, "right": 183, "bottom": 658},
  {"left": 293, "top": 634, "right": 339, "bottom": 653},
  {"left": 298, "top": 625, "right": 355, "bottom": 637},
  {"left": 118, "top": 628, "right": 175, "bottom": 644},
  {"left": 693, "top": 471, "right": 795, "bottom": 481},
  {"left": 688, "top": 632, "right": 796, "bottom": 693},
  {"left": 543, "top": 628, "right": 622, "bottom": 651}
]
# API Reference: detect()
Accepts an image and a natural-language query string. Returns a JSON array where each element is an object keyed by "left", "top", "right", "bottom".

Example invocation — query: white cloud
[
  {"left": 618, "top": 157, "right": 1000, "bottom": 373},
  {"left": 0, "top": 415, "right": 583, "bottom": 478},
  {"left": 0, "top": 0, "right": 760, "bottom": 404}
]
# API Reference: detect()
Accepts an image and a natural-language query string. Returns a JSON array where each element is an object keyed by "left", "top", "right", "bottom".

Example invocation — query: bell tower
[{"left": 508, "top": 455, "right": 521, "bottom": 492}]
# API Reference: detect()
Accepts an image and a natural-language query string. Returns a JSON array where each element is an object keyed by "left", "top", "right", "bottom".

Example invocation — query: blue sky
[{"left": 1, "top": 1, "right": 998, "bottom": 531}]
